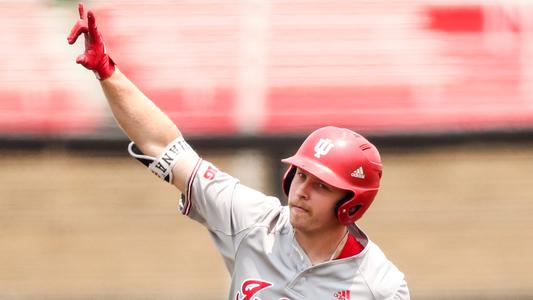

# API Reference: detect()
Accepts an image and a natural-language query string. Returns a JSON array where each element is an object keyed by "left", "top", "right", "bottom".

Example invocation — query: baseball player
[{"left": 68, "top": 3, "right": 410, "bottom": 299}]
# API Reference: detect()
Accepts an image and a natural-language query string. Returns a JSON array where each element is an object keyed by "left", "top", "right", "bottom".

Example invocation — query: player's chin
[
  {"left": 289, "top": 214, "right": 304, "bottom": 229},
  {"left": 289, "top": 208, "right": 310, "bottom": 227}
]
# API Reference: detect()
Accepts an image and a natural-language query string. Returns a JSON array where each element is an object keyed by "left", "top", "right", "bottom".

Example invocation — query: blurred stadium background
[{"left": 1, "top": 0, "right": 533, "bottom": 299}]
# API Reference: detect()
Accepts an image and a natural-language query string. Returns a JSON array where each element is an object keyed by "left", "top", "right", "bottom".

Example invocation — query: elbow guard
[{"left": 128, "top": 137, "right": 198, "bottom": 183}]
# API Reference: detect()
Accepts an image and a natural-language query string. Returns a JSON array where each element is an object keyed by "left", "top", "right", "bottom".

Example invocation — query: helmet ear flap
[
  {"left": 334, "top": 192, "right": 353, "bottom": 212},
  {"left": 282, "top": 166, "right": 297, "bottom": 196},
  {"left": 335, "top": 192, "right": 358, "bottom": 223},
  {"left": 336, "top": 200, "right": 362, "bottom": 225},
  {"left": 337, "top": 189, "right": 378, "bottom": 224}
]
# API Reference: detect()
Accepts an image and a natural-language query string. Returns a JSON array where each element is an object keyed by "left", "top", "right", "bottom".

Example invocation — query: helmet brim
[{"left": 281, "top": 155, "right": 353, "bottom": 192}]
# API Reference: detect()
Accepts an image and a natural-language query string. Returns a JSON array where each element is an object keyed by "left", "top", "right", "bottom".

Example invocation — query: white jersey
[{"left": 179, "top": 159, "right": 410, "bottom": 300}]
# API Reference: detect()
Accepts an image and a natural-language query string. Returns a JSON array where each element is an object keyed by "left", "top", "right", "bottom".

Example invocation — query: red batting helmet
[{"left": 281, "top": 126, "right": 382, "bottom": 224}]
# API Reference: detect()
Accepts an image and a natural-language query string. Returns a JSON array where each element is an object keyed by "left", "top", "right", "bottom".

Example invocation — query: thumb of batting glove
[{"left": 67, "top": 2, "right": 115, "bottom": 80}]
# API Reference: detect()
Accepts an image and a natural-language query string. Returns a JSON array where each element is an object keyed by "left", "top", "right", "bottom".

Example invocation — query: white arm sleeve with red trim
[{"left": 179, "top": 159, "right": 283, "bottom": 269}]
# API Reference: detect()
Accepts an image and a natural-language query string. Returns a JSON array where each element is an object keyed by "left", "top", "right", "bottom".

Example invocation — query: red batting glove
[{"left": 67, "top": 2, "right": 115, "bottom": 80}]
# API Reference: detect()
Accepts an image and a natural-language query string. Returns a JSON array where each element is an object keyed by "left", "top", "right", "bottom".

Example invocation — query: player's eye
[{"left": 317, "top": 182, "right": 330, "bottom": 191}]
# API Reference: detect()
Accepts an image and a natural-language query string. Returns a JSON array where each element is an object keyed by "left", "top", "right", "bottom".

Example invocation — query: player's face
[{"left": 288, "top": 168, "right": 346, "bottom": 234}]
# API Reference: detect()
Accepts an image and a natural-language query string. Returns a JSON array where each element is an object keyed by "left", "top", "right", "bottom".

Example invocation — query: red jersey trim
[{"left": 183, "top": 158, "right": 203, "bottom": 216}]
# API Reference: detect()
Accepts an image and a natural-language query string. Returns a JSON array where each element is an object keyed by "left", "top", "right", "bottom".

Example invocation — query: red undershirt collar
[{"left": 336, "top": 233, "right": 364, "bottom": 259}]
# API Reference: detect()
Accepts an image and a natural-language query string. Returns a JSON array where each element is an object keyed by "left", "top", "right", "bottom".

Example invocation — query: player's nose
[{"left": 295, "top": 180, "right": 311, "bottom": 200}]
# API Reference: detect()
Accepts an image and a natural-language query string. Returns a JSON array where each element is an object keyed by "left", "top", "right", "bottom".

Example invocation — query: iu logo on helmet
[
  {"left": 236, "top": 279, "right": 272, "bottom": 300},
  {"left": 314, "top": 138, "right": 334, "bottom": 158}
]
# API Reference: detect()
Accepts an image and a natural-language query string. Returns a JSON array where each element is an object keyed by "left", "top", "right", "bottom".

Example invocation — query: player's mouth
[{"left": 289, "top": 203, "right": 309, "bottom": 214}]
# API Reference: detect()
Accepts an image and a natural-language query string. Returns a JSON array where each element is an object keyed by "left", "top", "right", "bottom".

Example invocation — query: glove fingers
[
  {"left": 78, "top": 2, "right": 86, "bottom": 20},
  {"left": 87, "top": 11, "right": 102, "bottom": 44},
  {"left": 67, "top": 21, "right": 88, "bottom": 44}
]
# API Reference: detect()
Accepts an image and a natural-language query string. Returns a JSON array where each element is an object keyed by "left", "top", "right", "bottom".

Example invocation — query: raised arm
[
  {"left": 67, "top": 3, "right": 195, "bottom": 191},
  {"left": 99, "top": 70, "right": 180, "bottom": 157}
]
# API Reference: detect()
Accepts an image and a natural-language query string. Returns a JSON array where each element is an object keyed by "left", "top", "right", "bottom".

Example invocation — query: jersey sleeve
[
  {"left": 357, "top": 240, "right": 410, "bottom": 300},
  {"left": 179, "top": 159, "right": 283, "bottom": 268},
  {"left": 392, "top": 280, "right": 410, "bottom": 300}
]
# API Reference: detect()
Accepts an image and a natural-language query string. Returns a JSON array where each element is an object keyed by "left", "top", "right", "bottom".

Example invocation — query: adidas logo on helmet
[{"left": 351, "top": 166, "right": 365, "bottom": 179}]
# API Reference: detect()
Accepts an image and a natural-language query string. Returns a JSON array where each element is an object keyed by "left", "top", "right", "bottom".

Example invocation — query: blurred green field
[{"left": 1, "top": 143, "right": 532, "bottom": 299}]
